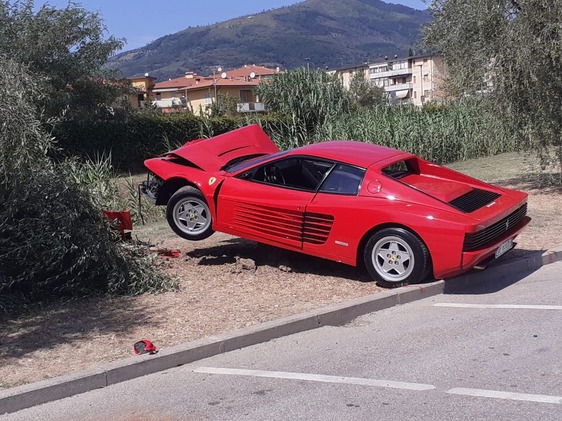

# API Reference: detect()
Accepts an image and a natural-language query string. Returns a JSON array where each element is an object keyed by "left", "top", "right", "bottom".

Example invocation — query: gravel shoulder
[{"left": 1, "top": 152, "right": 561, "bottom": 389}]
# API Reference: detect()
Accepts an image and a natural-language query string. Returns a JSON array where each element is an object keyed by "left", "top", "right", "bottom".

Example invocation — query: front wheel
[
  {"left": 363, "top": 228, "right": 430, "bottom": 288},
  {"left": 166, "top": 186, "right": 214, "bottom": 241}
]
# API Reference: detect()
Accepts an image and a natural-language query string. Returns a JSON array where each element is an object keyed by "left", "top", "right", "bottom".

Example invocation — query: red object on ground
[
  {"left": 133, "top": 339, "right": 157, "bottom": 355},
  {"left": 102, "top": 210, "right": 133, "bottom": 240},
  {"left": 158, "top": 249, "right": 181, "bottom": 258}
]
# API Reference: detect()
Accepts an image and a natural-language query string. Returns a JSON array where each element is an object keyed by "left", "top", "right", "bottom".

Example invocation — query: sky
[{"left": 37, "top": 0, "right": 428, "bottom": 51}]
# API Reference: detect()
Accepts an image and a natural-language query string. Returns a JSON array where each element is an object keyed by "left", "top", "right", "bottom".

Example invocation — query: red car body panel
[
  {"left": 143, "top": 124, "right": 531, "bottom": 281},
  {"left": 162, "top": 124, "right": 280, "bottom": 172}
]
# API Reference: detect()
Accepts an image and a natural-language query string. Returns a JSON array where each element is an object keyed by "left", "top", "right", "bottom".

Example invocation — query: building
[
  {"left": 327, "top": 63, "right": 370, "bottom": 90},
  {"left": 369, "top": 53, "right": 446, "bottom": 106},
  {"left": 129, "top": 74, "right": 157, "bottom": 108},
  {"left": 135, "top": 65, "right": 281, "bottom": 115}
]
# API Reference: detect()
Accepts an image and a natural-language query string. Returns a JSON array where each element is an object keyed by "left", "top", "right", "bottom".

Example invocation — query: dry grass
[{"left": 1, "top": 151, "right": 561, "bottom": 389}]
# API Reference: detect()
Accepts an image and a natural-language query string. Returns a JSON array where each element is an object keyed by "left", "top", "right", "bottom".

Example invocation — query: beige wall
[
  {"left": 154, "top": 86, "right": 257, "bottom": 115},
  {"left": 129, "top": 77, "right": 155, "bottom": 108},
  {"left": 410, "top": 55, "right": 446, "bottom": 106},
  {"left": 367, "top": 54, "right": 446, "bottom": 106},
  {"left": 330, "top": 66, "right": 369, "bottom": 90}
]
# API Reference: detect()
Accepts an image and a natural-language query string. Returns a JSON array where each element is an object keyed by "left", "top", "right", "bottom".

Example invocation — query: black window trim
[
  {"left": 236, "top": 154, "right": 366, "bottom": 196},
  {"left": 318, "top": 163, "right": 366, "bottom": 196}
]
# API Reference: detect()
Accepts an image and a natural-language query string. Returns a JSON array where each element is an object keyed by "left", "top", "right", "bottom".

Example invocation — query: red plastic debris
[
  {"left": 102, "top": 210, "right": 133, "bottom": 240},
  {"left": 159, "top": 249, "right": 181, "bottom": 258},
  {"left": 133, "top": 339, "right": 157, "bottom": 355},
  {"left": 150, "top": 247, "right": 181, "bottom": 258}
]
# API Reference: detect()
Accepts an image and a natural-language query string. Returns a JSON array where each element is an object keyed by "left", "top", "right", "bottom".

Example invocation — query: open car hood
[{"left": 165, "top": 124, "right": 280, "bottom": 172}]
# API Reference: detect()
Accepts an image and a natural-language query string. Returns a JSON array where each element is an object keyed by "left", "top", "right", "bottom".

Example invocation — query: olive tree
[
  {"left": 0, "top": 0, "right": 128, "bottom": 120},
  {"left": 424, "top": 0, "right": 562, "bottom": 172},
  {"left": 348, "top": 72, "right": 386, "bottom": 109},
  {"left": 0, "top": 56, "right": 175, "bottom": 314}
]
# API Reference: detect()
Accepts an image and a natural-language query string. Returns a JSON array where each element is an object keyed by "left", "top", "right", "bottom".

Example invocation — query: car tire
[
  {"left": 363, "top": 227, "right": 430, "bottom": 288},
  {"left": 166, "top": 186, "right": 214, "bottom": 241}
]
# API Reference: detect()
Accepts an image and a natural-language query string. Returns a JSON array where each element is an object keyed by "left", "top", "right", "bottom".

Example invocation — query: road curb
[{"left": 2, "top": 248, "right": 561, "bottom": 415}]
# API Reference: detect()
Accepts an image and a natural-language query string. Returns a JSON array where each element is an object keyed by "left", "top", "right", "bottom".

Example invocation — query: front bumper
[{"left": 139, "top": 173, "right": 163, "bottom": 204}]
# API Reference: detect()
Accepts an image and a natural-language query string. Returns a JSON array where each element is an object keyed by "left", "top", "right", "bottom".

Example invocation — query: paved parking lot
[{"left": 2, "top": 262, "right": 561, "bottom": 420}]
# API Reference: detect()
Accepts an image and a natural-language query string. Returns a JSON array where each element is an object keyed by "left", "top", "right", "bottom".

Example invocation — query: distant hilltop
[{"left": 108, "top": 0, "right": 430, "bottom": 80}]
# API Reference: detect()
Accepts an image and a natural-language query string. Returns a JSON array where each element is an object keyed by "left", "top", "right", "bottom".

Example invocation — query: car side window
[
  {"left": 246, "top": 158, "right": 332, "bottom": 192},
  {"left": 319, "top": 164, "right": 365, "bottom": 195}
]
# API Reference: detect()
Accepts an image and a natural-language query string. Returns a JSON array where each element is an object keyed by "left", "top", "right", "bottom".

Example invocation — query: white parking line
[
  {"left": 448, "top": 388, "right": 562, "bottom": 404},
  {"left": 434, "top": 303, "right": 562, "bottom": 310},
  {"left": 195, "top": 367, "right": 562, "bottom": 405},
  {"left": 193, "top": 367, "right": 436, "bottom": 391}
]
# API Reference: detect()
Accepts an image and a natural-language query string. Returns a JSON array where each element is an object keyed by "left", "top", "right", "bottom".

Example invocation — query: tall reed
[{"left": 314, "top": 100, "right": 517, "bottom": 164}]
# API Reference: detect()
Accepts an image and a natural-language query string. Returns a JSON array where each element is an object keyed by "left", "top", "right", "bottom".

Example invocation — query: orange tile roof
[
  {"left": 153, "top": 75, "right": 209, "bottom": 90},
  {"left": 153, "top": 65, "right": 280, "bottom": 91},
  {"left": 211, "top": 65, "right": 280, "bottom": 81}
]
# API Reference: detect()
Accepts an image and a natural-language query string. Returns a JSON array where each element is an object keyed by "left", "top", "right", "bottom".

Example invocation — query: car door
[
  {"left": 216, "top": 157, "right": 323, "bottom": 250},
  {"left": 304, "top": 163, "right": 367, "bottom": 263}
]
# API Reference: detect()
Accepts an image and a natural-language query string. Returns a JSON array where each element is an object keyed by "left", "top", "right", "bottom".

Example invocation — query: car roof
[{"left": 287, "top": 141, "right": 411, "bottom": 168}]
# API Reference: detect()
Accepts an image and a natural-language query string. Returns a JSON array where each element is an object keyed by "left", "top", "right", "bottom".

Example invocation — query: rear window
[{"left": 381, "top": 158, "right": 419, "bottom": 179}]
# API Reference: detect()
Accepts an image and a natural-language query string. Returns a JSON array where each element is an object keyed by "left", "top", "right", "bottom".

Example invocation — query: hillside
[{"left": 109, "top": 0, "right": 430, "bottom": 79}]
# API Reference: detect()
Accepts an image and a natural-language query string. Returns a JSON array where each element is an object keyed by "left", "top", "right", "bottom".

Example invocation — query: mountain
[{"left": 109, "top": 0, "right": 430, "bottom": 79}]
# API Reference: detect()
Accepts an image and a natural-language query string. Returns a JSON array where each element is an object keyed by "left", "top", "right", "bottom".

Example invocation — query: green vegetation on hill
[{"left": 109, "top": 0, "right": 430, "bottom": 79}]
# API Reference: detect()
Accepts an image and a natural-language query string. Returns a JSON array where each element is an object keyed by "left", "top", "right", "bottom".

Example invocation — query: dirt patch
[{"left": 1, "top": 164, "right": 561, "bottom": 389}]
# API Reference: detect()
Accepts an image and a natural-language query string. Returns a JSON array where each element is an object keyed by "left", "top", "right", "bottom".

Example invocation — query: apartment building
[
  {"left": 327, "top": 63, "right": 370, "bottom": 89},
  {"left": 369, "top": 53, "right": 446, "bottom": 106},
  {"left": 328, "top": 54, "right": 446, "bottom": 106}
]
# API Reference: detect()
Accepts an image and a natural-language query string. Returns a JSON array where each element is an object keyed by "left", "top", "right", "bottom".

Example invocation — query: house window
[
  {"left": 240, "top": 90, "right": 252, "bottom": 102},
  {"left": 156, "top": 93, "right": 161, "bottom": 100}
]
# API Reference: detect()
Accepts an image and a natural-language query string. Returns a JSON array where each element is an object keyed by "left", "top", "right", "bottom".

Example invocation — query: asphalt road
[{"left": 2, "top": 262, "right": 561, "bottom": 421}]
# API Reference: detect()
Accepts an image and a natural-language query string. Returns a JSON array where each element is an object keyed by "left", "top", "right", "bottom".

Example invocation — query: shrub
[
  {"left": 51, "top": 113, "right": 285, "bottom": 172},
  {"left": 0, "top": 56, "right": 176, "bottom": 315}
]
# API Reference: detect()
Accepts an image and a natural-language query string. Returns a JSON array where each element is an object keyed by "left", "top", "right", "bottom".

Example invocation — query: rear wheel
[
  {"left": 363, "top": 228, "right": 430, "bottom": 288},
  {"left": 166, "top": 186, "right": 214, "bottom": 241}
]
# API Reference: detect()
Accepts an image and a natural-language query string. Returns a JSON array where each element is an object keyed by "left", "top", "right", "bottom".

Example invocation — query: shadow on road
[{"left": 443, "top": 249, "right": 546, "bottom": 295}]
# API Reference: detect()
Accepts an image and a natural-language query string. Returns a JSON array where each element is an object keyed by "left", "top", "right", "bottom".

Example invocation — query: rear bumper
[{"left": 461, "top": 215, "right": 531, "bottom": 271}]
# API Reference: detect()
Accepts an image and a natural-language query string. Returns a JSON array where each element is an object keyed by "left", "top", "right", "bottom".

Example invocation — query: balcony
[
  {"left": 384, "top": 82, "right": 413, "bottom": 92},
  {"left": 370, "top": 67, "right": 413, "bottom": 79},
  {"left": 237, "top": 102, "right": 266, "bottom": 113},
  {"left": 152, "top": 98, "right": 183, "bottom": 108}
]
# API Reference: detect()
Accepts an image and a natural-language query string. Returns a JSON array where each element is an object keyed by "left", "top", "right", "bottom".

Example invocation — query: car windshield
[{"left": 225, "top": 150, "right": 289, "bottom": 173}]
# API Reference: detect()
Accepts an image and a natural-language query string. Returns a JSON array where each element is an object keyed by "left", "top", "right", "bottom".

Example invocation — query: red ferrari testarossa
[{"left": 141, "top": 124, "right": 530, "bottom": 288}]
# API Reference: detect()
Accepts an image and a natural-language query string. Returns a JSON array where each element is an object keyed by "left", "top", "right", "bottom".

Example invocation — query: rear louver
[
  {"left": 463, "top": 203, "right": 528, "bottom": 251},
  {"left": 303, "top": 213, "right": 334, "bottom": 245},
  {"left": 449, "top": 188, "right": 501, "bottom": 213}
]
